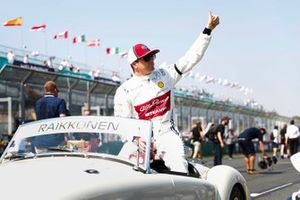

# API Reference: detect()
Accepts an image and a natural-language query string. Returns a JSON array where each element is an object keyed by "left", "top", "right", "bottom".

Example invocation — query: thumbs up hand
[{"left": 207, "top": 11, "right": 220, "bottom": 30}]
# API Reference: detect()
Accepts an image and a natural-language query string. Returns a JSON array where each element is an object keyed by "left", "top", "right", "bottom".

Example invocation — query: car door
[{"left": 172, "top": 175, "right": 216, "bottom": 200}]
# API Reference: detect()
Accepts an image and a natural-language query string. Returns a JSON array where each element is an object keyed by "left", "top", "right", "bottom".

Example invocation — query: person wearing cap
[
  {"left": 213, "top": 116, "right": 230, "bottom": 166},
  {"left": 33, "top": 80, "right": 67, "bottom": 152},
  {"left": 114, "top": 11, "right": 219, "bottom": 173},
  {"left": 237, "top": 127, "right": 267, "bottom": 175}
]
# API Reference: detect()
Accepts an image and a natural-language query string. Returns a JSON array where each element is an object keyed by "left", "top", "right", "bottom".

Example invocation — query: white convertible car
[
  {"left": 288, "top": 152, "right": 300, "bottom": 200},
  {"left": 0, "top": 116, "right": 250, "bottom": 200}
]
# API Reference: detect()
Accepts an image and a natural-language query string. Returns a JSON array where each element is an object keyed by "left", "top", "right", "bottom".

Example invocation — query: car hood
[{"left": 0, "top": 156, "right": 153, "bottom": 199}]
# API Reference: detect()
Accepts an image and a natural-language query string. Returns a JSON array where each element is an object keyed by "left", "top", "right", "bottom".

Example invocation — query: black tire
[{"left": 229, "top": 185, "right": 245, "bottom": 200}]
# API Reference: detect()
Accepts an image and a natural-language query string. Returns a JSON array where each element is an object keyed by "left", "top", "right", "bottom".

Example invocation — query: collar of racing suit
[{"left": 132, "top": 73, "right": 151, "bottom": 81}]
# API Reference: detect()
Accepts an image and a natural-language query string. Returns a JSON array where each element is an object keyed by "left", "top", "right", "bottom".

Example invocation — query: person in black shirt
[
  {"left": 190, "top": 122, "right": 203, "bottom": 159},
  {"left": 280, "top": 124, "right": 287, "bottom": 159},
  {"left": 213, "top": 116, "right": 230, "bottom": 166},
  {"left": 238, "top": 127, "right": 267, "bottom": 175}
]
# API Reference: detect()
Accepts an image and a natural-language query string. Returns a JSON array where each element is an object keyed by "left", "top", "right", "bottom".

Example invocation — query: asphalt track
[{"left": 204, "top": 154, "right": 300, "bottom": 200}]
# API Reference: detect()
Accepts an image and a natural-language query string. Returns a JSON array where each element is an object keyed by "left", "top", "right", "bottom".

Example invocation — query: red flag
[
  {"left": 86, "top": 39, "right": 100, "bottom": 47},
  {"left": 30, "top": 24, "right": 46, "bottom": 32},
  {"left": 53, "top": 31, "right": 68, "bottom": 39}
]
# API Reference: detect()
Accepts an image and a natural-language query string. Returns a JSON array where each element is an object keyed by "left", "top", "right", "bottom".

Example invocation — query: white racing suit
[{"left": 114, "top": 33, "right": 212, "bottom": 173}]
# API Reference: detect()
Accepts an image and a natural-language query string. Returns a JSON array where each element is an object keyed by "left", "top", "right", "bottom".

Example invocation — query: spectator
[
  {"left": 72, "top": 133, "right": 100, "bottom": 153},
  {"left": 271, "top": 125, "right": 280, "bottom": 158},
  {"left": 59, "top": 59, "right": 69, "bottom": 70},
  {"left": 94, "top": 70, "right": 100, "bottom": 78},
  {"left": 111, "top": 71, "right": 120, "bottom": 82},
  {"left": 89, "top": 70, "right": 100, "bottom": 79},
  {"left": 0, "top": 135, "right": 6, "bottom": 156},
  {"left": 226, "top": 129, "right": 236, "bottom": 160},
  {"left": 69, "top": 64, "right": 75, "bottom": 72},
  {"left": 280, "top": 124, "right": 287, "bottom": 159},
  {"left": 190, "top": 121, "right": 204, "bottom": 159},
  {"left": 33, "top": 81, "right": 67, "bottom": 152},
  {"left": 237, "top": 127, "right": 267, "bottom": 175},
  {"left": 83, "top": 108, "right": 91, "bottom": 116},
  {"left": 286, "top": 120, "right": 300, "bottom": 156},
  {"left": 23, "top": 54, "right": 29, "bottom": 64},
  {"left": 31, "top": 50, "right": 39, "bottom": 57},
  {"left": 7, "top": 50, "right": 15, "bottom": 64},
  {"left": 35, "top": 80, "right": 67, "bottom": 119},
  {"left": 46, "top": 56, "right": 54, "bottom": 68},
  {"left": 89, "top": 70, "right": 95, "bottom": 78},
  {"left": 213, "top": 116, "right": 230, "bottom": 166}
]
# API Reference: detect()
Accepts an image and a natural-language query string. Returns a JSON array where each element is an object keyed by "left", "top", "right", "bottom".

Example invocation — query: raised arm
[{"left": 171, "top": 11, "right": 219, "bottom": 83}]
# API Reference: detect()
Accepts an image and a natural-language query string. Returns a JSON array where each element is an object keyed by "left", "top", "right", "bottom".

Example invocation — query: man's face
[{"left": 132, "top": 54, "right": 156, "bottom": 76}]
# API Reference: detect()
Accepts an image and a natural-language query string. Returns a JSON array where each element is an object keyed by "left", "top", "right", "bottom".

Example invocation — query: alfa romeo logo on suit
[{"left": 157, "top": 81, "right": 164, "bottom": 88}]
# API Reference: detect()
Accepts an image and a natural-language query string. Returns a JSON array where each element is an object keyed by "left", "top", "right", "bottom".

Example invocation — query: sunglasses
[{"left": 141, "top": 54, "right": 156, "bottom": 62}]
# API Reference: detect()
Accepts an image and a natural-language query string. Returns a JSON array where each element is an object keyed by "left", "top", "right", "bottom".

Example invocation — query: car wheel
[{"left": 229, "top": 185, "right": 245, "bottom": 200}]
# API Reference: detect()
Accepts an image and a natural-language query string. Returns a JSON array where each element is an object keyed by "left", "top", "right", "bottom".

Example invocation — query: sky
[{"left": 0, "top": 0, "right": 299, "bottom": 117}]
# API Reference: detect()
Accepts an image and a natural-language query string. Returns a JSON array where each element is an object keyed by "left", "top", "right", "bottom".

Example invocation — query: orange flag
[{"left": 3, "top": 17, "right": 23, "bottom": 26}]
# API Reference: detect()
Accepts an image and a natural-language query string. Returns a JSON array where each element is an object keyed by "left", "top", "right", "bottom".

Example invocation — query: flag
[
  {"left": 73, "top": 35, "right": 86, "bottom": 44},
  {"left": 3, "top": 17, "right": 22, "bottom": 26},
  {"left": 53, "top": 31, "right": 68, "bottom": 39},
  {"left": 106, "top": 47, "right": 120, "bottom": 55},
  {"left": 86, "top": 39, "right": 100, "bottom": 47},
  {"left": 30, "top": 24, "right": 46, "bottom": 32}
]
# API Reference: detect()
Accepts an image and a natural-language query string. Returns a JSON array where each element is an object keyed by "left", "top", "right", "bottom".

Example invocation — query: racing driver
[{"left": 114, "top": 11, "right": 220, "bottom": 173}]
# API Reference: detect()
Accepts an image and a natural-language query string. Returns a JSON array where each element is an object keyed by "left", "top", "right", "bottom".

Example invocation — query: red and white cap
[{"left": 127, "top": 43, "right": 160, "bottom": 64}]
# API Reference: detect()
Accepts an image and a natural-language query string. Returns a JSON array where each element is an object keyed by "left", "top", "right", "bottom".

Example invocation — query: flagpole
[
  {"left": 118, "top": 56, "right": 122, "bottom": 74},
  {"left": 44, "top": 29, "right": 48, "bottom": 55},
  {"left": 20, "top": 25, "right": 24, "bottom": 49},
  {"left": 114, "top": 55, "right": 118, "bottom": 73},
  {"left": 67, "top": 38, "right": 70, "bottom": 59},
  {"left": 84, "top": 45, "right": 88, "bottom": 66},
  {"left": 99, "top": 46, "right": 102, "bottom": 70}
]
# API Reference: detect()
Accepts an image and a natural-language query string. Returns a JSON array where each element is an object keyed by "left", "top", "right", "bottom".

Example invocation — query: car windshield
[{"left": 0, "top": 116, "right": 152, "bottom": 173}]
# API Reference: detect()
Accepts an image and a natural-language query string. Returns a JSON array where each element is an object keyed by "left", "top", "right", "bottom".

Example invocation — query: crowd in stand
[
  {"left": 3, "top": 49, "right": 121, "bottom": 83},
  {"left": 2, "top": 49, "right": 266, "bottom": 110}
]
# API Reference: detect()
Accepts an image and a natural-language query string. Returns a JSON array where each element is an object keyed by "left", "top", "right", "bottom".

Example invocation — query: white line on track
[{"left": 250, "top": 182, "right": 293, "bottom": 197}]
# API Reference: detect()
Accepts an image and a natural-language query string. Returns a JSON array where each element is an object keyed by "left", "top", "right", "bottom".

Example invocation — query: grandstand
[{"left": 0, "top": 45, "right": 292, "bottom": 138}]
